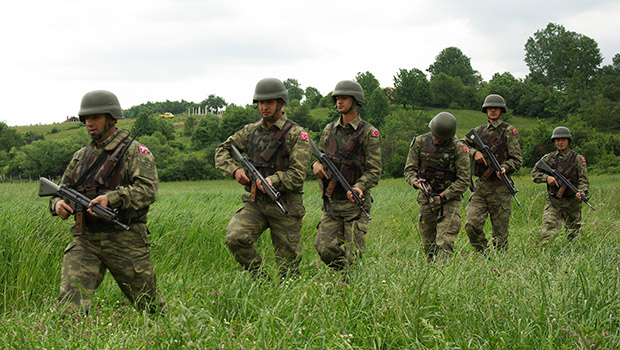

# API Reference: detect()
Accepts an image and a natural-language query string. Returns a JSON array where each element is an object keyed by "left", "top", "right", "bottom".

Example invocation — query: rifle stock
[{"left": 536, "top": 160, "right": 595, "bottom": 210}]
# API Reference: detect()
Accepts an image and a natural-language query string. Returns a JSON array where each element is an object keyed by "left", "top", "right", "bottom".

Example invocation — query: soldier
[
  {"left": 214, "top": 78, "right": 311, "bottom": 278},
  {"left": 404, "top": 112, "right": 470, "bottom": 261},
  {"left": 49, "top": 90, "right": 162, "bottom": 314},
  {"left": 463, "top": 94, "right": 522, "bottom": 252},
  {"left": 531, "top": 126, "right": 589, "bottom": 243},
  {"left": 312, "top": 80, "right": 381, "bottom": 270}
]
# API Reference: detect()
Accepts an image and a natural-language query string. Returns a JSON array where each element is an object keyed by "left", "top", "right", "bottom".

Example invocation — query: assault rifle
[
  {"left": 310, "top": 139, "right": 371, "bottom": 220},
  {"left": 38, "top": 177, "right": 130, "bottom": 231},
  {"left": 466, "top": 129, "right": 522, "bottom": 207},
  {"left": 416, "top": 174, "right": 443, "bottom": 222},
  {"left": 229, "top": 144, "right": 288, "bottom": 215},
  {"left": 536, "top": 160, "right": 595, "bottom": 211}
]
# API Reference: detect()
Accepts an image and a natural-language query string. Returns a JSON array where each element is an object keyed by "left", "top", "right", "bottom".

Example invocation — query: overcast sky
[{"left": 1, "top": 0, "right": 618, "bottom": 126}]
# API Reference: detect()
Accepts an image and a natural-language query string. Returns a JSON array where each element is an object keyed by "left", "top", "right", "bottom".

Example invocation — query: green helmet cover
[
  {"left": 482, "top": 94, "right": 507, "bottom": 113},
  {"left": 551, "top": 126, "right": 572, "bottom": 141},
  {"left": 332, "top": 80, "right": 365, "bottom": 105},
  {"left": 78, "top": 90, "right": 123, "bottom": 122},
  {"left": 253, "top": 78, "right": 288, "bottom": 104},
  {"left": 429, "top": 112, "right": 457, "bottom": 140}
]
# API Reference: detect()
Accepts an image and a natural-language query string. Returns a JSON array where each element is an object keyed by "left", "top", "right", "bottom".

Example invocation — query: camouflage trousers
[
  {"left": 465, "top": 179, "right": 512, "bottom": 252},
  {"left": 417, "top": 193, "right": 462, "bottom": 259},
  {"left": 315, "top": 197, "right": 370, "bottom": 270},
  {"left": 541, "top": 194, "right": 583, "bottom": 243},
  {"left": 58, "top": 223, "right": 162, "bottom": 314},
  {"left": 225, "top": 193, "right": 304, "bottom": 276}
]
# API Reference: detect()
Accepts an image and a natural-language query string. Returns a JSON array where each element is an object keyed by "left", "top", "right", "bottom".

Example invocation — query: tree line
[{"left": 1, "top": 22, "right": 619, "bottom": 181}]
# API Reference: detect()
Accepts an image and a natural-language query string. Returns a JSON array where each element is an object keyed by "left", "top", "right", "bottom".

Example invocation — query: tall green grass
[{"left": 1, "top": 177, "right": 619, "bottom": 349}]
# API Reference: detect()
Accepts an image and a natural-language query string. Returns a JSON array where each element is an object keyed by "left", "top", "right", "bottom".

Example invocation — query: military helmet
[
  {"left": 253, "top": 78, "right": 288, "bottom": 104},
  {"left": 481, "top": 94, "right": 507, "bottom": 113},
  {"left": 332, "top": 80, "right": 365, "bottom": 105},
  {"left": 428, "top": 112, "right": 457, "bottom": 140},
  {"left": 78, "top": 90, "right": 123, "bottom": 123},
  {"left": 551, "top": 126, "right": 572, "bottom": 142}
]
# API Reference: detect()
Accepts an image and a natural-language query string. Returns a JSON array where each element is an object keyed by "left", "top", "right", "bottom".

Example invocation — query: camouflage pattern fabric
[
  {"left": 215, "top": 113, "right": 311, "bottom": 275},
  {"left": 462, "top": 118, "right": 521, "bottom": 252},
  {"left": 314, "top": 115, "right": 381, "bottom": 269},
  {"left": 531, "top": 149, "right": 589, "bottom": 243},
  {"left": 404, "top": 133, "right": 470, "bottom": 258},
  {"left": 49, "top": 129, "right": 162, "bottom": 314}
]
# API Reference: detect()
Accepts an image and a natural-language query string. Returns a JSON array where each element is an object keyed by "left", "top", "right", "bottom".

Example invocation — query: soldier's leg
[
  {"left": 225, "top": 201, "right": 269, "bottom": 271},
  {"left": 564, "top": 202, "right": 583, "bottom": 241},
  {"left": 435, "top": 200, "right": 462, "bottom": 256},
  {"left": 541, "top": 197, "right": 563, "bottom": 244},
  {"left": 267, "top": 198, "right": 304, "bottom": 277},
  {"left": 465, "top": 192, "right": 490, "bottom": 252},
  {"left": 104, "top": 226, "right": 163, "bottom": 313},
  {"left": 58, "top": 238, "right": 106, "bottom": 314},
  {"left": 315, "top": 211, "right": 346, "bottom": 269},
  {"left": 418, "top": 202, "right": 439, "bottom": 259},
  {"left": 488, "top": 190, "right": 511, "bottom": 250}
]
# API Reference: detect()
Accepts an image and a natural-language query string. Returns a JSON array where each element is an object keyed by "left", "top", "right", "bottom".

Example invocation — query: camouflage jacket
[
  {"left": 404, "top": 133, "right": 470, "bottom": 201},
  {"left": 49, "top": 128, "right": 158, "bottom": 221},
  {"left": 317, "top": 114, "right": 382, "bottom": 193},
  {"left": 463, "top": 119, "right": 522, "bottom": 177},
  {"left": 214, "top": 113, "right": 311, "bottom": 193},
  {"left": 531, "top": 149, "right": 589, "bottom": 196}
]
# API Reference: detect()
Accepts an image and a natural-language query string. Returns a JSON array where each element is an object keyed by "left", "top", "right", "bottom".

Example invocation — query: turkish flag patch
[
  {"left": 462, "top": 146, "right": 468, "bottom": 153},
  {"left": 512, "top": 128, "right": 519, "bottom": 135},
  {"left": 371, "top": 128, "right": 379, "bottom": 137},
  {"left": 139, "top": 145, "right": 150, "bottom": 154},
  {"left": 300, "top": 131, "right": 309, "bottom": 141},
  {"left": 581, "top": 156, "right": 586, "bottom": 163}
]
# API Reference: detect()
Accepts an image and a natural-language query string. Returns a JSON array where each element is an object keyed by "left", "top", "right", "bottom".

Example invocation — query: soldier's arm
[
  {"left": 530, "top": 155, "right": 550, "bottom": 184},
  {"left": 353, "top": 127, "right": 381, "bottom": 192},
  {"left": 269, "top": 126, "right": 311, "bottom": 192},
  {"left": 501, "top": 125, "right": 522, "bottom": 173},
  {"left": 577, "top": 154, "right": 589, "bottom": 194},
  {"left": 442, "top": 141, "right": 470, "bottom": 200},
  {"left": 49, "top": 149, "right": 83, "bottom": 215},
  {"left": 214, "top": 125, "right": 252, "bottom": 178},
  {"left": 403, "top": 136, "right": 421, "bottom": 187},
  {"left": 461, "top": 126, "right": 482, "bottom": 160},
  {"left": 106, "top": 144, "right": 158, "bottom": 211}
]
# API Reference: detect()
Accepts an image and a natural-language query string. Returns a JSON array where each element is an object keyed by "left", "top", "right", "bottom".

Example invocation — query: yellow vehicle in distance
[{"left": 159, "top": 112, "right": 174, "bottom": 119}]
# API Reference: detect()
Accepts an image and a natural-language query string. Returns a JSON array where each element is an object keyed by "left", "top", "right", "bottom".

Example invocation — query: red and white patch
[
  {"left": 462, "top": 146, "right": 468, "bottom": 153},
  {"left": 139, "top": 145, "right": 150, "bottom": 154},
  {"left": 581, "top": 156, "right": 586, "bottom": 163},
  {"left": 300, "top": 131, "right": 309, "bottom": 141},
  {"left": 512, "top": 128, "right": 519, "bottom": 135},
  {"left": 371, "top": 128, "right": 379, "bottom": 137}
]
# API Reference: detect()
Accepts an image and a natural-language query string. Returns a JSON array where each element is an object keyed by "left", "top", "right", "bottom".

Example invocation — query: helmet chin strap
[{"left": 262, "top": 100, "right": 284, "bottom": 122}]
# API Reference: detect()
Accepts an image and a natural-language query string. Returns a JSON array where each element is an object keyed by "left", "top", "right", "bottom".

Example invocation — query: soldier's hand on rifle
[
  {"left": 312, "top": 161, "right": 329, "bottom": 180},
  {"left": 546, "top": 175, "right": 559, "bottom": 187},
  {"left": 88, "top": 195, "right": 109, "bottom": 217},
  {"left": 474, "top": 151, "right": 487, "bottom": 165},
  {"left": 256, "top": 177, "right": 273, "bottom": 194},
  {"left": 413, "top": 178, "right": 426, "bottom": 191},
  {"left": 576, "top": 192, "right": 584, "bottom": 201},
  {"left": 55, "top": 199, "right": 74, "bottom": 220},
  {"left": 234, "top": 168, "right": 250, "bottom": 185},
  {"left": 496, "top": 167, "right": 506, "bottom": 179},
  {"left": 347, "top": 187, "right": 363, "bottom": 204}
]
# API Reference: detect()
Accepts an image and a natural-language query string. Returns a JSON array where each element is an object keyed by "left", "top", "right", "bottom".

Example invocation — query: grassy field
[{"left": 1, "top": 176, "right": 619, "bottom": 349}]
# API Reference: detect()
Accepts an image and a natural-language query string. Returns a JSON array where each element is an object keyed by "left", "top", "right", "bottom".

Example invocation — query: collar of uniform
[
  {"left": 262, "top": 112, "right": 288, "bottom": 130},
  {"left": 339, "top": 114, "right": 362, "bottom": 130},
  {"left": 487, "top": 118, "right": 504, "bottom": 129},
  {"left": 557, "top": 148, "right": 572, "bottom": 158},
  {"left": 91, "top": 129, "right": 130, "bottom": 151}
]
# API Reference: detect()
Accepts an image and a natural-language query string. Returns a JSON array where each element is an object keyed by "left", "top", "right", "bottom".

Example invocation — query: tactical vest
[
  {"left": 324, "top": 120, "right": 369, "bottom": 192},
  {"left": 474, "top": 123, "right": 509, "bottom": 178},
  {"left": 247, "top": 120, "right": 294, "bottom": 178},
  {"left": 547, "top": 151, "right": 579, "bottom": 198},
  {"left": 418, "top": 134, "right": 457, "bottom": 193}
]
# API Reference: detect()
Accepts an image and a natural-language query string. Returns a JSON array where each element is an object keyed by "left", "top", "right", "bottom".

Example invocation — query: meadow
[{"left": 1, "top": 176, "right": 619, "bottom": 349}]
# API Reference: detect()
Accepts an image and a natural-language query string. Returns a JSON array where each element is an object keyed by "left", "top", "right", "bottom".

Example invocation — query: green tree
[
  {"left": 355, "top": 71, "right": 380, "bottom": 100},
  {"left": 202, "top": 94, "right": 227, "bottom": 114},
  {"left": 283, "top": 78, "right": 304, "bottom": 101},
  {"left": 304, "top": 86, "right": 322, "bottom": 109},
  {"left": 7, "top": 139, "right": 77, "bottom": 178},
  {"left": 0, "top": 122, "right": 24, "bottom": 151},
  {"left": 427, "top": 47, "right": 481, "bottom": 87},
  {"left": 287, "top": 100, "right": 312, "bottom": 129},
  {"left": 429, "top": 73, "right": 465, "bottom": 108},
  {"left": 219, "top": 105, "right": 260, "bottom": 139},
  {"left": 392, "top": 68, "right": 431, "bottom": 109},
  {"left": 191, "top": 117, "right": 221, "bottom": 150},
  {"left": 184, "top": 115, "right": 197, "bottom": 136},
  {"left": 365, "top": 88, "right": 390, "bottom": 128}
]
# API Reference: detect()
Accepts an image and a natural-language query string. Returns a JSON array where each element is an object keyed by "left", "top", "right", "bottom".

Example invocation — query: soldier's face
[
  {"left": 258, "top": 99, "right": 282, "bottom": 121},
  {"left": 335, "top": 96, "right": 355, "bottom": 114},
  {"left": 85, "top": 114, "right": 115, "bottom": 141},
  {"left": 486, "top": 107, "right": 502, "bottom": 121},
  {"left": 554, "top": 138, "right": 570, "bottom": 152}
]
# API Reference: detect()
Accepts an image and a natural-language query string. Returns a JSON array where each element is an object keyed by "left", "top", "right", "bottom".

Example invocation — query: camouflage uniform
[
  {"left": 463, "top": 119, "right": 522, "bottom": 251},
  {"left": 531, "top": 150, "right": 589, "bottom": 243},
  {"left": 214, "top": 113, "right": 311, "bottom": 276},
  {"left": 49, "top": 129, "right": 161, "bottom": 314},
  {"left": 404, "top": 133, "right": 470, "bottom": 259},
  {"left": 314, "top": 115, "right": 381, "bottom": 269}
]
